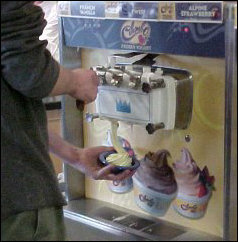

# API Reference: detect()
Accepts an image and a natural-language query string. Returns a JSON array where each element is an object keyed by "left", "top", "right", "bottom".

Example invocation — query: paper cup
[
  {"left": 172, "top": 190, "right": 211, "bottom": 219},
  {"left": 132, "top": 177, "right": 177, "bottom": 216},
  {"left": 107, "top": 177, "right": 133, "bottom": 193}
]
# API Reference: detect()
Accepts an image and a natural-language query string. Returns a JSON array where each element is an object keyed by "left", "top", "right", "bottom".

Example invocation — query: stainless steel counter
[{"left": 64, "top": 199, "right": 222, "bottom": 241}]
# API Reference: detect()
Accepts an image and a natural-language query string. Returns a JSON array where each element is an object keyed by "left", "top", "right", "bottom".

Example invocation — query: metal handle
[{"left": 85, "top": 112, "right": 99, "bottom": 122}]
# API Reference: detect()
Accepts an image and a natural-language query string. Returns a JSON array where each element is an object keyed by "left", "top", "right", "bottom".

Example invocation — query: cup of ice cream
[
  {"left": 99, "top": 148, "right": 139, "bottom": 193},
  {"left": 133, "top": 149, "right": 177, "bottom": 216},
  {"left": 172, "top": 148, "right": 215, "bottom": 219},
  {"left": 99, "top": 122, "right": 140, "bottom": 174},
  {"left": 101, "top": 127, "right": 139, "bottom": 193},
  {"left": 99, "top": 148, "right": 140, "bottom": 174}
]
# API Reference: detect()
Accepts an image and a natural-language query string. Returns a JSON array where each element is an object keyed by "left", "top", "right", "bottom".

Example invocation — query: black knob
[
  {"left": 146, "top": 123, "right": 155, "bottom": 134},
  {"left": 146, "top": 123, "right": 165, "bottom": 134},
  {"left": 142, "top": 83, "right": 151, "bottom": 93}
]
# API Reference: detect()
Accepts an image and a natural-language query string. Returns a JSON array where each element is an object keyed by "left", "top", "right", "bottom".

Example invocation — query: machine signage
[
  {"left": 58, "top": 1, "right": 223, "bottom": 24},
  {"left": 175, "top": 2, "right": 223, "bottom": 23},
  {"left": 62, "top": 18, "right": 225, "bottom": 58},
  {"left": 70, "top": 1, "right": 105, "bottom": 18}
]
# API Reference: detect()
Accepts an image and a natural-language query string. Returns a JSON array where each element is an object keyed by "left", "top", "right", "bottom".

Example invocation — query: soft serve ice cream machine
[
  {"left": 58, "top": 1, "right": 236, "bottom": 241},
  {"left": 88, "top": 55, "right": 193, "bottom": 134}
]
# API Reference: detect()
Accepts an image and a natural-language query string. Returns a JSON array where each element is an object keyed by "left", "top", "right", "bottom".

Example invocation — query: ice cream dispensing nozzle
[{"left": 88, "top": 60, "right": 193, "bottom": 133}]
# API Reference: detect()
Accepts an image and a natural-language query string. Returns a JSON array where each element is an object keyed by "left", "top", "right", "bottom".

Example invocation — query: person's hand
[
  {"left": 48, "top": 132, "right": 136, "bottom": 181},
  {"left": 50, "top": 67, "right": 99, "bottom": 104},
  {"left": 70, "top": 69, "right": 99, "bottom": 104},
  {"left": 72, "top": 146, "right": 136, "bottom": 181}
]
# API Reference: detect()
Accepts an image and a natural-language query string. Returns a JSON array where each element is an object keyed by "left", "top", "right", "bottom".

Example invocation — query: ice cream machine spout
[{"left": 86, "top": 54, "right": 193, "bottom": 134}]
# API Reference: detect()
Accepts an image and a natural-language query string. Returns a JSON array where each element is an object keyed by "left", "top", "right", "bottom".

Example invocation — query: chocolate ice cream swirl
[{"left": 135, "top": 150, "right": 177, "bottom": 195}]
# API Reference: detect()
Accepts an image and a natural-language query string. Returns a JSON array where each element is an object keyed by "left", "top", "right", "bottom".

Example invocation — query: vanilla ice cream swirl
[{"left": 106, "top": 121, "right": 132, "bottom": 167}]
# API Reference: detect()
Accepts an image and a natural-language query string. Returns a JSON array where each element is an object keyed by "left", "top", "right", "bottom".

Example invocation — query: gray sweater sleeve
[{"left": 1, "top": 1, "right": 59, "bottom": 99}]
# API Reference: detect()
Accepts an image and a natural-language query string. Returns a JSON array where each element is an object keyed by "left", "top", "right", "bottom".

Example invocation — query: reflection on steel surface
[
  {"left": 114, "top": 214, "right": 156, "bottom": 230},
  {"left": 90, "top": 206, "right": 185, "bottom": 240},
  {"left": 142, "top": 222, "right": 185, "bottom": 239}
]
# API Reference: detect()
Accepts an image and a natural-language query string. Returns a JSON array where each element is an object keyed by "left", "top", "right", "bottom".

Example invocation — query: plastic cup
[
  {"left": 172, "top": 190, "right": 212, "bottom": 219},
  {"left": 132, "top": 177, "right": 177, "bottom": 216},
  {"left": 107, "top": 177, "right": 133, "bottom": 193}
]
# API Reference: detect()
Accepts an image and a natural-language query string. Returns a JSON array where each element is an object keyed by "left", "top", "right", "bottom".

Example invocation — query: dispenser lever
[
  {"left": 142, "top": 79, "right": 166, "bottom": 93},
  {"left": 146, "top": 123, "right": 165, "bottom": 134},
  {"left": 85, "top": 112, "right": 99, "bottom": 123}
]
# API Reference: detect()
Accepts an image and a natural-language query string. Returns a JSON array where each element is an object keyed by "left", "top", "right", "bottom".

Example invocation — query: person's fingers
[
  {"left": 91, "top": 146, "right": 115, "bottom": 155},
  {"left": 93, "top": 164, "right": 115, "bottom": 180},
  {"left": 111, "top": 169, "right": 132, "bottom": 181},
  {"left": 84, "top": 89, "right": 97, "bottom": 104},
  {"left": 105, "top": 174, "right": 118, "bottom": 180},
  {"left": 129, "top": 169, "right": 137, "bottom": 176},
  {"left": 88, "top": 69, "right": 99, "bottom": 86},
  {"left": 113, "top": 169, "right": 137, "bottom": 181}
]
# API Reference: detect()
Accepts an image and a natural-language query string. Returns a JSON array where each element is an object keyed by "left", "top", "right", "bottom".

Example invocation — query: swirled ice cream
[
  {"left": 173, "top": 148, "right": 207, "bottom": 197},
  {"left": 135, "top": 149, "right": 177, "bottom": 195},
  {"left": 106, "top": 121, "right": 132, "bottom": 167}
]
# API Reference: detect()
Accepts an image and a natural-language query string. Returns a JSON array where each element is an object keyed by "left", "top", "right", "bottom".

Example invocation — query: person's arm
[
  {"left": 1, "top": 2, "right": 59, "bottom": 99},
  {"left": 49, "top": 66, "right": 99, "bottom": 104},
  {"left": 1, "top": 2, "right": 99, "bottom": 103},
  {"left": 48, "top": 131, "right": 135, "bottom": 181}
]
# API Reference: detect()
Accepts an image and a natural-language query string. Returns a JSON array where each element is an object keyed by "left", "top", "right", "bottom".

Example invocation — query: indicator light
[{"left": 183, "top": 26, "right": 190, "bottom": 33}]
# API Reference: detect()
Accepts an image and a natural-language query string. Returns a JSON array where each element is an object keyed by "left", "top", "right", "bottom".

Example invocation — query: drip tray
[
  {"left": 114, "top": 215, "right": 156, "bottom": 230},
  {"left": 92, "top": 206, "right": 128, "bottom": 221},
  {"left": 91, "top": 206, "right": 185, "bottom": 240},
  {"left": 142, "top": 223, "right": 186, "bottom": 239},
  {"left": 64, "top": 200, "right": 223, "bottom": 241}
]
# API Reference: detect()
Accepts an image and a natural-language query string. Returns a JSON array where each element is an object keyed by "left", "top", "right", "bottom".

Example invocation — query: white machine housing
[
  {"left": 96, "top": 77, "right": 176, "bottom": 130},
  {"left": 94, "top": 64, "right": 193, "bottom": 132}
]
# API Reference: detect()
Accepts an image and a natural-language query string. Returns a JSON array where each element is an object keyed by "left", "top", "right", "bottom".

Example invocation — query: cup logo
[
  {"left": 121, "top": 21, "right": 151, "bottom": 46},
  {"left": 112, "top": 180, "right": 126, "bottom": 186},
  {"left": 113, "top": 180, "right": 121, "bottom": 186},
  {"left": 139, "top": 194, "right": 155, "bottom": 207}
]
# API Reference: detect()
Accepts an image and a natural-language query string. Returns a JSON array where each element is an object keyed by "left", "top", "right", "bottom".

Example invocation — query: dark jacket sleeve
[{"left": 1, "top": 1, "right": 59, "bottom": 99}]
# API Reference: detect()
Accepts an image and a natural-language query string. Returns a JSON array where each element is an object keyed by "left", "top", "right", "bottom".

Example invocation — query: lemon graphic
[{"left": 194, "top": 73, "right": 224, "bottom": 131}]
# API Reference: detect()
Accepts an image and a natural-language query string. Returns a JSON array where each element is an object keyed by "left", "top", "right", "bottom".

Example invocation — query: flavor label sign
[
  {"left": 158, "top": 2, "right": 176, "bottom": 21},
  {"left": 58, "top": 1, "right": 71, "bottom": 16},
  {"left": 62, "top": 18, "right": 225, "bottom": 58},
  {"left": 175, "top": 2, "right": 223, "bottom": 23},
  {"left": 105, "top": 2, "right": 158, "bottom": 20},
  {"left": 70, "top": 1, "right": 105, "bottom": 18},
  {"left": 105, "top": 1, "right": 120, "bottom": 18},
  {"left": 58, "top": 1, "right": 223, "bottom": 23},
  {"left": 121, "top": 2, "right": 158, "bottom": 20}
]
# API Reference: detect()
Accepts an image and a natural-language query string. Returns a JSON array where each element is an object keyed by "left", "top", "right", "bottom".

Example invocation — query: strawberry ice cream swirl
[{"left": 173, "top": 148, "right": 204, "bottom": 197}]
